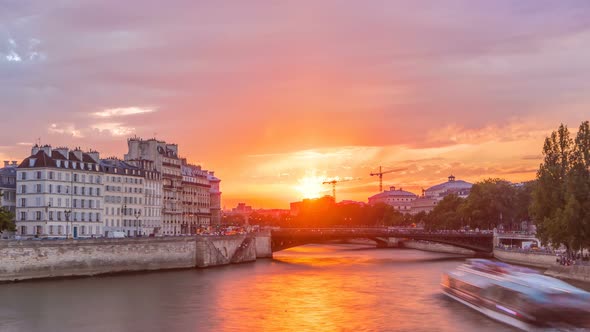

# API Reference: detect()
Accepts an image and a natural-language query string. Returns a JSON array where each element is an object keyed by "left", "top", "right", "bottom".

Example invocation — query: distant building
[
  {"left": 290, "top": 196, "right": 335, "bottom": 216},
  {"left": 208, "top": 172, "right": 221, "bottom": 226},
  {"left": 408, "top": 197, "right": 438, "bottom": 215},
  {"left": 0, "top": 161, "right": 18, "bottom": 216},
  {"left": 232, "top": 203, "right": 253, "bottom": 214},
  {"left": 368, "top": 186, "right": 417, "bottom": 212},
  {"left": 424, "top": 175, "right": 472, "bottom": 201}
]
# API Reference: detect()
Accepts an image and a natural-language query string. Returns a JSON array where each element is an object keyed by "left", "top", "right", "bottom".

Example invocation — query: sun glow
[{"left": 295, "top": 174, "right": 326, "bottom": 199}]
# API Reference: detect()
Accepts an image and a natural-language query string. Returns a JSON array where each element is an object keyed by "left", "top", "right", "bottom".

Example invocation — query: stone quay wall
[
  {"left": 493, "top": 248, "right": 557, "bottom": 268},
  {"left": 0, "top": 233, "right": 273, "bottom": 282},
  {"left": 402, "top": 240, "right": 476, "bottom": 256}
]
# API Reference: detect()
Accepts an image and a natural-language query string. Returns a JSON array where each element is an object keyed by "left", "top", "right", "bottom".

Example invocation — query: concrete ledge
[
  {"left": 0, "top": 235, "right": 267, "bottom": 282},
  {"left": 493, "top": 248, "right": 556, "bottom": 268},
  {"left": 402, "top": 240, "right": 476, "bottom": 256},
  {"left": 545, "top": 265, "right": 590, "bottom": 282}
]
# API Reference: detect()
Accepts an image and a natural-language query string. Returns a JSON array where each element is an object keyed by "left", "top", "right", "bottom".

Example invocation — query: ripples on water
[{"left": 0, "top": 245, "right": 519, "bottom": 332}]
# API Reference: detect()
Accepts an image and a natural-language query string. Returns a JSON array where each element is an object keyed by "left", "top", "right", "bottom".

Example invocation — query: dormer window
[{"left": 56, "top": 160, "right": 61, "bottom": 168}]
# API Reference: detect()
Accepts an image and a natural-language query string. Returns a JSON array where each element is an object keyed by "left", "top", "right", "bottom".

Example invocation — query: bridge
[{"left": 270, "top": 228, "right": 494, "bottom": 253}]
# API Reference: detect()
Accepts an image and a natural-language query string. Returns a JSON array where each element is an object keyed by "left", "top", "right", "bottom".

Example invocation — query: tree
[
  {"left": 530, "top": 122, "right": 590, "bottom": 253},
  {"left": 562, "top": 121, "right": 590, "bottom": 252},
  {"left": 425, "top": 194, "right": 464, "bottom": 230},
  {"left": 460, "top": 178, "right": 518, "bottom": 230},
  {"left": 0, "top": 192, "right": 16, "bottom": 233}
]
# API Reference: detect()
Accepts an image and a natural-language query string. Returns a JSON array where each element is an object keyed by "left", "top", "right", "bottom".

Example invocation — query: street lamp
[
  {"left": 64, "top": 209, "right": 72, "bottom": 239},
  {"left": 44, "top": 202, "right": 52, "bottom": 238},
  {"left": 134, "top": 210, "right": 141, "bottom": 237}
]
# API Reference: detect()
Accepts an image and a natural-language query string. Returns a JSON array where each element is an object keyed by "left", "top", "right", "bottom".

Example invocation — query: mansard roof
[{"left": 18, "top": 150, "right": 100, "bottom": 171}]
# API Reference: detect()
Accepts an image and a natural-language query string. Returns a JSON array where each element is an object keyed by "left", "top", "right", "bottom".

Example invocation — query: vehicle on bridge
[{"left": 442, "top": 259, "right": 590, "bottom": 330}]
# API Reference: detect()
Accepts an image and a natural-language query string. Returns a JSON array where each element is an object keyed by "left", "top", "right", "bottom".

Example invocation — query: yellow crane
[
  {"left": 322, "top": 178, "right": 360, "bottom": 202},
  {"left": 370, "top": 166, "right": 406, "bottom": 192}
]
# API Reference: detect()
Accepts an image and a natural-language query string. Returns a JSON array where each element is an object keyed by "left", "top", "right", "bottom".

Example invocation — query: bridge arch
[{"left": 270, "top": 229, "right": 493, "bottom": 253}]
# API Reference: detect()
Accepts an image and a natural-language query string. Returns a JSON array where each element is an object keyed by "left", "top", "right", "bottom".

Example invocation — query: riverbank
[
  {"left": 401, "top": 240, "right": 476, "bottom": 256},
  {"left": 0, "top": 233, "right": 272, "bottom": 282},
  {"left": 493, "top": 247, "right": 590, "bottom": 283}
]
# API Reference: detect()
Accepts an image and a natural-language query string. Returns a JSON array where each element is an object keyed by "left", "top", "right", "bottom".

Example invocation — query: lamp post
[
  {"left": 134, "top": 210, "right": 141, "bottom": 237},
  {"left": 122, "top": 203, "right": 127, "bottom": 236},
  {"left": 64, "top": 209, "right": 72, "bottom": 239},
  {"left": 196, "top": 208, "right": 200, "bottom": 235},
  {"left": 44, "top": 202, "right": 52, "bottom": 238}
]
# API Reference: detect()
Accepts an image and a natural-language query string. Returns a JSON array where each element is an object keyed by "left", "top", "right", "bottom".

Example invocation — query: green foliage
[
  {"left": 0, "top": 206, "right": 15, "bottom": 233},
  {"left": 424, "top": 194, "right": 464, "bottom": 230},
  {"left": 531, "top": 121, "right": 590, "bottom": 251},
  {"left": 461, "top": 178, "right": 520, "bottom": 230}
]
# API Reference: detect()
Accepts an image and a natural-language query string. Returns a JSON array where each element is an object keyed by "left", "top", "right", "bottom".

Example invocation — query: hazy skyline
[{"left": 2, "top": 1, "right": 590, "bottom": 208}]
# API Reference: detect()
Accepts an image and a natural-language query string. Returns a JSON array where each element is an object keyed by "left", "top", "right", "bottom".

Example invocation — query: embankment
[
  {"left": 0, "top": 233, "right": 271, "bottom": 282},
  {"left": 401, "top": 240, "right": 476, "bottom": 256},
  {"left": 493, "top": 248, "right": 556, "bottom": 268}
]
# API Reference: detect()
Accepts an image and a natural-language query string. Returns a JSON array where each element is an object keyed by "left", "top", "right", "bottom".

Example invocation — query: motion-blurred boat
[{"left": 441, "top": 259, "right": 590, "bottom": 331}]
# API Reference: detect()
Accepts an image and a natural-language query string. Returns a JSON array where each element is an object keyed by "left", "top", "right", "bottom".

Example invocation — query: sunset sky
[{"left": 1, "top": 1, "right": 590, "bottom": 208}]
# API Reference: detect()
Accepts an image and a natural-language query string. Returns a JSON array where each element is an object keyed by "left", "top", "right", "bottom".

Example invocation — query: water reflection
[{"left": 0, "top": 244, "right": 519, "bottom": 332}]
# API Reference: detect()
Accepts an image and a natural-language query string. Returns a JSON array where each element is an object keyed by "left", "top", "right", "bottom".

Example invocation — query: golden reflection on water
[
  {"left": 213, "top": 245, "right": 444, "bottom": 332},
  {"left": 220, "top": 247, "right": 384, "bottom": 331}
]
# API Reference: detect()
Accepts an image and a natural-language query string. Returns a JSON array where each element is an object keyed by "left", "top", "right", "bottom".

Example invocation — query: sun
[{"left": 295, "top": 175, "right": 325, "bottom": 199}]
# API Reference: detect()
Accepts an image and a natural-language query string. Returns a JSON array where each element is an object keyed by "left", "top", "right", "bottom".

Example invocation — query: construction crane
[
  {"left": 322, "top": 178, "right": 359, "bottom": 202},
  {"left": 370, "top": 166, "right": 406, "bottom": 192}
]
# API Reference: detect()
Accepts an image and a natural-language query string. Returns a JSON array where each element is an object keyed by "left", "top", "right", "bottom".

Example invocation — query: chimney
[
  {"left": 87, "top": 150, "right": 100, "bottom": 163},
  {"left": 72, "top": 148, "right": 83, "bottom": 161},
  {"left": 3, "top": 161, "right": 8, "bottom": 167},
  {"left": 41, "top": 144, "right": 52, "bottom": 156},
  {"left": 390, "top": 186, "right": 396, "bottom": 191},
  {"left": 31, "top": 144, "right": 40, "bottom": 155},
  {"left": 55, "top": 147, "right": 69, "bottom": 159},
  {"left": 12, "top": 161, "right": 17, "bottom": 166}
]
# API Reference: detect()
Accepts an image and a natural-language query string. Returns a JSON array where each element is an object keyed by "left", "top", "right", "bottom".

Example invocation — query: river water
[{"left": 0, "top": 245, "right": 523, "bottom": 332}]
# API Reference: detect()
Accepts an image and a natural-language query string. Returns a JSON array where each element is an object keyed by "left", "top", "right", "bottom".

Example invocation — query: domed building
[
  {"left": 424, "top": 175, "right": 472, "bottom": 201},
  {"left": 368, "top": 186, "right": 417, "bottom": 212}
]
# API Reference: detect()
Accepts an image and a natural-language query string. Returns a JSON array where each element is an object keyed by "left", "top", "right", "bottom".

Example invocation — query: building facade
[
  {"left": 368, "top": 186, "right": 417, "bottom": 212},
  {"left": 424, "top": 175, "right": 472, "bottom": 201},
  {"left": 126, "top": 158, "right": 163, "bottom": 236},
  {"left": 125, "top": 138, "right": 183, "bottom": 236},
  {"left": 100, "top": 158, "right": 146, "bottom": 237},
  {"left": 181, "top": 160, "right": 211, "bottom": 234},
  {"left": 16, "top": 145, "right": 104, "bottom": 238},
  {"left": 0, "top": 161, "right": 18, "bottom": 216},
  {"left": 208, "top": 172, "right": 221, "bottom": 226}
]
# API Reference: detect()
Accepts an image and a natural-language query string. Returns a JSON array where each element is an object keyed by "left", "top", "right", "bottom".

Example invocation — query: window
[
  {"left": 81, "top": 187, "right": 85, "bottom": 195},
  {"left": 57, "top": 211, "right": 62, "bottom": 221},
  {"left": 57, "top": 198, "right": 62, "bottom": 207},
  {"left": 36, "top": 171, "right": 42, "bottom": 179},
  {"left": 57, "top": 185, "right": 61, "bottom": 193},
  {"left": 49, "top": 225, "right": 54, "bottom": 235},
  {"left": 73, "top": 174, "right": 78, "bottom": 182},
  {"left": 48, "top": 184, "right": 52, "bottom": 193},
  {"left": 36, "top": 211, "right": 41, "bottom": 220},
  {"left": 21, "top": 185, "right": 26, "bottom": 194},
  {"left": 49, "top": 171, "right": 54, "bottom": 180},
  {"left": 21, "top": 172, "right": 27, "bottom": 180},
  {"left": 20, "top": 212, "right": 26, "bottom": 220},
  {"left": 20, "top": 198, "right": 26, "bottom": 207},
  {"left": 49, "top": 211, "right": 53, "bottom": 220}
]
